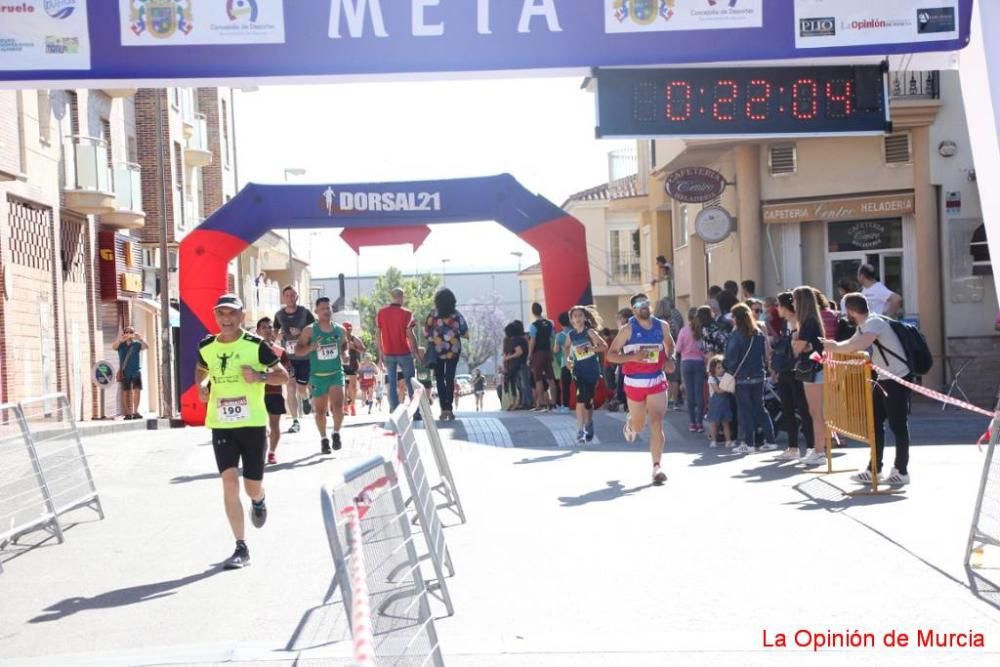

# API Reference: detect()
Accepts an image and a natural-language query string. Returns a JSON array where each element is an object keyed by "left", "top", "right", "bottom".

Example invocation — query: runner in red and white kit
[{"left": 606, "top": 293, "right": 676, "bottom": 485}]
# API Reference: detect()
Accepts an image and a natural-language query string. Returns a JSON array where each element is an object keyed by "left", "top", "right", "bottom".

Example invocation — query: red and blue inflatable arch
[{"left": 179, "top": 174, "right": 592, "bottom": 424}]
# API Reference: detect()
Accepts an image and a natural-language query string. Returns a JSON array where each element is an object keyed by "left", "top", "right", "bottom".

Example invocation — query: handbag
[
  {"left": 793, "top": 349, "right": 820, "bottom": 382},
  {"left": 719, "top": 336, "right": 755, "bottom": 393},
  {"left": 117, "top": 342, "right": 138, "bottom": 382}
]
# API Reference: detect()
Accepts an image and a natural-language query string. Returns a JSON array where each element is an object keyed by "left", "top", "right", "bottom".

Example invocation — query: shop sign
[
  {"left": 99, "top": 231, "right": 143, "bottom": 301},
  {"left": 120, "top": 273, "right": 143, "bottom": 293},
  {"left": 828, "top": 219, "right": 902, "bottom": 252},
  {"left": 763, "top": 193, "right": 914, "bottom": 224},
  {"left": 695, "top": 206, "right": 734, "bottom": 244},
  {"left": 665, "top": 167, "right": 727, "bottom": 204}
]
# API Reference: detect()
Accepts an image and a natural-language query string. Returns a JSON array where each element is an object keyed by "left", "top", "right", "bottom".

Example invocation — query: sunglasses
[{"left": 632, "top": 300, "right": 651, "bottom": 309}]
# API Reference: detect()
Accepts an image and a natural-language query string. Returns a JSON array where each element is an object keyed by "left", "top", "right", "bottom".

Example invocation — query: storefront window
[
  {"left": 827, "top": 219, "right": 902, "bottom": 253},
  {"left": 971, "top": 224, "right": 992, "bottom": 276}
]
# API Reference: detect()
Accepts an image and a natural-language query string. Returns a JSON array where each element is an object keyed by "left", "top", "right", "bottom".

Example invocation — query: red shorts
[
  {"left": 360, "top": 380, "right": 375, "bottom": 391},
  {"left": 623, "top": 375, "right": 668, "bottom": 403}
]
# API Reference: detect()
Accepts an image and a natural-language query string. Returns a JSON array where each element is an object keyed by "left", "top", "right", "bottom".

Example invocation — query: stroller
[{"left": 756, "top": 376, "right": 802, "bottom": 445}]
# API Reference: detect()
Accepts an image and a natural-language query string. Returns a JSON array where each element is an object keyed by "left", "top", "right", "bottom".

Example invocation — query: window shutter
[{"left": 884, "top": 133, "right": 912, "bottom": 165}]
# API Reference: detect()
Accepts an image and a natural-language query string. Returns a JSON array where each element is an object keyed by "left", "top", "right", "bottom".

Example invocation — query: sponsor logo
[
  {"left": 0, "top": 3, "right": 35, "bottom": 13},
  {"left": 799, "top": 16, "right": 835, "bottom": 37},
  {"left": 129, "top": 0, "right": 193, "bottom": 38},
  {"left": 614, "top": 0, "right": 673, "bottom": 25},
  {"left": 322, "top": 187, "right": 442, "bottom": 215},
  {"left": 45, "top": 35, "right": 79, "bottom": 53},
  {"left": 44, "top": 0, "right": 76, "bottom": 19},
  {"left": 917, "top": 7, "right": 955, "bottom": 34},
  {"left": 226, "top": 0, "right": 258, "bottom": 23},
  {"left": 842, "top": 17, "right": 912, "bottom": 31}
]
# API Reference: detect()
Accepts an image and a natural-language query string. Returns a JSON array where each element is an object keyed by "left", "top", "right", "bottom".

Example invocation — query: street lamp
[
  {"left": 441, "top": 258, "right": 451, "bottom": 285},
  {"left": 511, "top": 250, "right": 524, "bottom": 322},
  {"left": 283, "top": 167, "right": 306, "bottom": 281}
]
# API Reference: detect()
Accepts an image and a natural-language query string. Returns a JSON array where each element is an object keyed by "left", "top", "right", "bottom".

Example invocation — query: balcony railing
[
  {"left": 183, "top": 197, "right": 198, "bottom": 230},
  {"left": 187, "top": 112, "right": 208, "bottom": 151},
  {"left": 64, "top": 135, "right": 112, "bottom": 193},
  {"left": 608, "top": 146, "right": 650, "bottom": 200},
  {"left": 113, "top": 162, "right": 143, "bottom": 212},
  {"left": 610, "top": 252, "right": 643, "bottom": 284},
  {"left": 890, "top": 70, "right": 940, "bottom": 100}
]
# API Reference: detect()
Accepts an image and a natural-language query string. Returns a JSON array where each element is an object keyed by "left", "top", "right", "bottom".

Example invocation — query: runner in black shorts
[
  {"left": 197, "top": 295, "right": 290, "bottom": 570},
  {"left": 274, "top": 286, "right": 315, "bottom": 434},
  {"left": 342, "top": 322, "right": 365, "bottom": 417},
  {"left": 256, "top": 317, "right": 290, "bottom": 465}
]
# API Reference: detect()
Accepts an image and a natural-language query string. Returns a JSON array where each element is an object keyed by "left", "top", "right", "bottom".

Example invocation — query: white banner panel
[
  {"left": 0, "top": 1, "right": 90, "bottom": 71},
  {"left": 604, "top": 0, "right": 763, "bottom": 34},
  {"left": 795, "top": 0, "right": 959, "bottom": 49},
  {"left": 119, "top": 0, "right": 286, "bottom": 46}
]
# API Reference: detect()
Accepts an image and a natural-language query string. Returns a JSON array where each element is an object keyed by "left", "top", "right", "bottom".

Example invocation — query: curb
[{"left": 76, "top": 417, "right": 186, "bottom": 438}]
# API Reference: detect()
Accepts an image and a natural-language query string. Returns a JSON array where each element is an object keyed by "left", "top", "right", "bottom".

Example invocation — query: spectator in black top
[
  {"left": 741, "top": 279, "right": 757, "bottom": 301},
  {"left": 503, "top": 320, "right": 532, "bottom": 410},
  {"left": 724, "top": 280, "right": 740, "bottom": 296},
  {"left": 527, "top": 302, "right": 556, "bottom": 411},
  {"left": 792, "top": 286, "right": 827, "bottom": 467},
  {"left": 716, "top": 290, "right": 738, "bottom": 329}
]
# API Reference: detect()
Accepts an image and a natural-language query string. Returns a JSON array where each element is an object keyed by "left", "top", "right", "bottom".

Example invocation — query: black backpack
[
  {"left": 874, "top": 317, "right": 933, "bottom": 377},
  {"left": 835, "top": 316, "right": 857, "bottom": 342}
]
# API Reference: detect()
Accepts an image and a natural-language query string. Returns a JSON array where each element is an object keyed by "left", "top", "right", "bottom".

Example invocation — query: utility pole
[{"left": 155, "top": 90, "right": 174, "bottom": 417}]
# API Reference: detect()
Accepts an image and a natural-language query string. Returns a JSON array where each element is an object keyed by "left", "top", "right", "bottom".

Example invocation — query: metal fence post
[{"left": 964, "top": 399, "right": 1000, "bottom": 566}]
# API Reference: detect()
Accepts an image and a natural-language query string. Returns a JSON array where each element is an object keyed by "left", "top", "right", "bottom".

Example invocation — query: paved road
[{"left": 1, "top": 394, "right": 998, "bottom": 665}]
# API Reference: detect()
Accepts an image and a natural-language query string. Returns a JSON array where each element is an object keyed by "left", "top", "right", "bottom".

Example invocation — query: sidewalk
[{"left": 1, "top": 400, "right": 998, "bottom": 665}]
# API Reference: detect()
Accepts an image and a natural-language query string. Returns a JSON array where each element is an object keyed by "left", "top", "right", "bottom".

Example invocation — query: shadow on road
[
  {"left": 29, "top": 565, "right": 222, "bottom": 623},
  {"left": 966, "top": 567, "right": 1000, "bottom": 612},
  {"left": 514, "top": 450, "right": 579, "bottom": 465},
  {"left": 558, "top": 480, "right": 653, "bottom": 507},
  {"left": 169, "top": 453, "right": 329, "bottom": 484}
]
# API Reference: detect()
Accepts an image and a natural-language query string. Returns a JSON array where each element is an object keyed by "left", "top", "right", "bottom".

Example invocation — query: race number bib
[
  {"left": 317, "top": 344, "right": 339, "bottom": 361},
  {"left": 574, "top": 343, "right": 595, "bottom": 361},
  {"left": 283, "top": 339, "right": 297, "bottom": 355},
  {"left": 217, "top": 396, "right": 249, "bottom": 423},
  {"left": 639, "top": 345, "right": 661, "bottom": 363}
]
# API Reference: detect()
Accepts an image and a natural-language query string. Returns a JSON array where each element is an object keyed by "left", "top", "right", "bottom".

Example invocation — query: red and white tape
[
  {"left": 869, "top": 364, "right": 997, "bottom": 419},
  {"left": 341, "top": 505, "right": 376, "bottom": 667}
]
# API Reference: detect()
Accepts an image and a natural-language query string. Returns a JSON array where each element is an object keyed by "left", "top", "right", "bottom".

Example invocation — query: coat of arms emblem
[
  {"left": 130, "top": 0, "right": 194, "bottom": 38},
  {"left": 613, "top": 0, "right": 675, "bottom": 24}
]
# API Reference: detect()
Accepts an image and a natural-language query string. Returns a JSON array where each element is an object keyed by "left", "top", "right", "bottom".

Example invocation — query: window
[
  {"left": 66, "top": 91, "right": 80, "bottom": 136},
  {"left": 884, "top": 132, "right": 911, "bottom": 165},
  {"left": 37, "top": 90, "right": 51, "bottom": 144},
  {"left": 768, "top": 144, "right": 796, "bottom": 175},
  {"left": 221, "top": 98, "right": 231, "bottom": 166},
  {"left": 173, "top": 141, "right": 185, "bottom": 228},
  {"left": 170, "top": 88, "right": 180, "bottom": 109},
  {"left": 971, "top": 224, "right": 992, "bottom": 276},
  {"left": 609, "top": 226, "right": 641, "bottom": 283},
  {"left": 673, "top": 205, "right": 689, "bottom": 248}
]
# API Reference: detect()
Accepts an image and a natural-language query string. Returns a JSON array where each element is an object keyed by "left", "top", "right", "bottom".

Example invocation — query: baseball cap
[{"left": 213, "top": 294, "right": 244, "bottom": 311}]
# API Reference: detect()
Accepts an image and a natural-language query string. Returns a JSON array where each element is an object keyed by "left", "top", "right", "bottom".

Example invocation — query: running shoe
[
  {"left": 688, "top": 423, "right": 698, "bottom": 432},
  {"left": 652, "top": 465, "right": 667, "bottom": 485},
  {"left": 321, "top": 438, "right": 331, "bottom": 455},
  {"left": 250, "top": 497, "right": 267, "bottom": 528},
  {"left": 332, "top": 432, "right": 342, "bottom": 451},
  {"left": 585, "top": 421, "right": 595, "bottom": 442},
  {"left": 776, "top": 449, "right": 800, "bottom": 461},
  {"left": 267, "top": 452, "right": 277, "bottom": 465},
  {"left": 531, "top": 407, "right": 545, "bottom": 413},
  {"left": 694, "top": 424, "right": 705, "bottom": 433},
  {"left": 287, "top": 420, "right": 300, "bottom": 434},
  {"left": 801, "top": 451, "right": 827, "bottom": 466},
  {"left": 224, "top": 542, "right": 250, "bottom": 570},
  {"left": 302, "top": 398, "right": 312, "bottom": 415},
  {"left": 850, "top": 469, "right": 876, "bottom": 484},
  {"left": 880, "top": 468, "right": 909, "bottom": 486},
  {"left": 623, "top": 422, "right": 638, "bottom": 443},
  {"left": 576, "top": 430, "right": 586, "bottom": 444},
  {"left": 757, "top": 443, "right": 779, "bottom": 452},
  {"left": 725, "top": 440, "right": 737, "bottom": 449},
  {"left": 708, "top": 441, "right": 718, "bottom": 449},
  {"left": 734, "top": 443, "right": 753, "bottom": 454}
]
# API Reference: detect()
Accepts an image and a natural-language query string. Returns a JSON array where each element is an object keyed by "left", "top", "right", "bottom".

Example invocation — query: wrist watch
[{"left": 259, "top": 371, "right": 268, "bottom": 383}]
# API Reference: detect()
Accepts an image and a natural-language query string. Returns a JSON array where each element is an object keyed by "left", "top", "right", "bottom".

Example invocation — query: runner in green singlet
[{"left": 294, "top": 297, "right": 347, "bottom": 454}]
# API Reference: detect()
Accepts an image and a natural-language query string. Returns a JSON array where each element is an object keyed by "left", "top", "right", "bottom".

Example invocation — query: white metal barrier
[
  {"left": 411, "top": 379, "right": 467, "bottom": 524},
  {"left": 966, "top": 402, "right": 1000, "bottom": 567}
]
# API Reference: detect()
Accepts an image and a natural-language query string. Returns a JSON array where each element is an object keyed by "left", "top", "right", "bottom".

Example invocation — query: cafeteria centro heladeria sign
[
  {"left": 665, "top": 167, "right": 727, "bottom": 204},
  {"left": 0, "top": 1, "right": 973, "bottom": 85}
]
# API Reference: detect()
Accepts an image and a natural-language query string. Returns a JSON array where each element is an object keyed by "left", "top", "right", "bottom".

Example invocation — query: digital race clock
[{"left": 595, "top": 65, "right": 889, "bottom": 138}]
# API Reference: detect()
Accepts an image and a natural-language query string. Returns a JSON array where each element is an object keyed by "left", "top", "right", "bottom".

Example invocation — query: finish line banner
[{"left": 0, "top": 0, "right": 974, "bottom": 85}]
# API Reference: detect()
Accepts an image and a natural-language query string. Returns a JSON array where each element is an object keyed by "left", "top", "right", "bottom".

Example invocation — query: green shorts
[{"left": 310, "top": 372, "right": 345, "bottom": 398}]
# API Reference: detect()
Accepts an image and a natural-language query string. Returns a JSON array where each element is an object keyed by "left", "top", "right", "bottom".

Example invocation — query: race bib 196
[
  {"left": 317, "top": 344, "right": 339, "bottom": 361},
  {"left": 217, "top": 396, "right": 249, "bottom": 423}
]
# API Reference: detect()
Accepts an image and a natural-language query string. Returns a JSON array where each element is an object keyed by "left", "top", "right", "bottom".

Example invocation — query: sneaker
[
  {"left": 321, "top": 438, "right": 331, "bottom": 455},
  {"left": 850, "top": 469, "right": 876, "bottom": 484},
  {"left": 224, "top": 542, "right": 250, "bottom": 570},
  {"left": 776, "top": 449, "right": 799, "bottom": 461},
  {"left": 757, "top": 443, "right": 779, "bottom": 452},
  {"left": 302, "top": 399, "right": 312, "bottom": 415},
  {"left": 725, "top": 440, "right": 738, "bottom": 449},
  {"left": 734, "top": 443, "right": 753, "bottom": 454},
  {"left": 688, "top": 423, "right": 698, "bottom": 433},
  {"left": 332, "top": 432, "right": 342, "bottom": 451},
  {"left": 585, "top": 422, "right": 595, "bottom": 442},
  {"left": 668, "top": 401, "right": 677, "bottom": 411},
  {"left": 695, "top": 424, "right": 705, "bottom": 433},
  {"left": 531, "top": 407, "right": 545, "bottom": 413},
  {"left": 880, "top": 468, "right": 910, "bottom": 486},
  {"left": 652, "top": 465, "right": 667, "bottom": 485},
  {"left": 287, "top": 420, "right": 301, "bottom": 434},
  {"left": 709, "top": 441, "right": 718, "bottom": 449},
  {"left": 250, "top": 497, "right": 267, "bottom": 528},
  {"left": 623, "top": 422, "right": 638, "bottom": 443},
  {"left": 576, "top": 430, "right": 586, "bottom": 444},
  {"left": 267, "top": 452, "right": 277, "bottom": 465},
  {"left": 801, "top": 451, "right": 827, "bottom": 466}
]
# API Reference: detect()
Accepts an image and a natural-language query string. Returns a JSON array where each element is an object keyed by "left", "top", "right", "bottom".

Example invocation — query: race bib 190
[{"left": 217, "top": 396, "right": 249, "bottom": 423}]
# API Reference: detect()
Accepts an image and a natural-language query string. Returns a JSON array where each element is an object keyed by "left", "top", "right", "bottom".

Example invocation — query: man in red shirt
[{"left": 375, "top": 287, "right": 422, "bottom": 411}]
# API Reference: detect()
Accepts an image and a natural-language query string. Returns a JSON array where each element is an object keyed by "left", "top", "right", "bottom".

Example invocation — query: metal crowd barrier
[
  {"left": 823, "top": 352, "right": 903, "bottom": 496},
  {"left": 320, "top": 456, "right": 444, "bottom": 666},
  {"left": 391, "top": 387, "right": 456, "bottom": 616},
  {"left": 411, "top": 379, "right": 467, "bottom": 524},
  {"left": 0, "top": 393, "right": 103, "bottom": 573},
  {"left": 966, "top": 403, "right": 1000, "bottom": 568}
]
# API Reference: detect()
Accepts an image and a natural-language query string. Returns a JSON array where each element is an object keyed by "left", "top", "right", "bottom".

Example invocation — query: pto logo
[
  {"left": 322, "top": 187, "right": 442, "bottom": 215},
  {"left": 44, "top": 0, "right": 77, "bottom": 19},
  {"left": 129, "top": 0, "right": 193, "bottom": 38},
  {"left": 226, "top": 0, "right": 258, "bottom": 22}
]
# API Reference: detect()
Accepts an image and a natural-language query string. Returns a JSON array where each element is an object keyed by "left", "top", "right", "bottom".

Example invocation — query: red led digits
[
  {"left": 665, "top": 80, "right": 692, "bottom": 121},
  {"left": 792, "top": 78, "right": 818, "bottom": 120},
  {"left": 746, "top": 79, "right": 772, "bottom": 121},
  {"left": 712, "top": 80, "right": 738, "bottom": 121},
  {"left": 825, "top": 79, "right": 853, "bottom": 118}
]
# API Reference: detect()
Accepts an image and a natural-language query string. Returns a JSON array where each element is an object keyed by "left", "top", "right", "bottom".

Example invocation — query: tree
[
  {"left": 353, "top": 266, "right": 441, "bottom": 360},
  {"left": 460, "top": 293, "right": 507, "bottom": 373}
]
